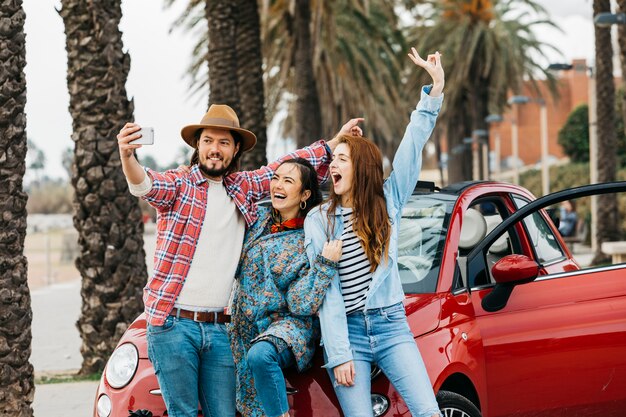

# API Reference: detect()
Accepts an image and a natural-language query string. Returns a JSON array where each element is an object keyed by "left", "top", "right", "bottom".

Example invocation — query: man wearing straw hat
[{"left": 116, "top": 104, "right": 361, "bottom": 416}]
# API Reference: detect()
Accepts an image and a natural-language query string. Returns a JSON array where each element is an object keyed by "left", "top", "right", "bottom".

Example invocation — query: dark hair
[
  {"left": 189, "top": 129, "right": 243, "bottom": 175},
  {"left": 278, "top": 157, "right": 322, "bottom": 217}
]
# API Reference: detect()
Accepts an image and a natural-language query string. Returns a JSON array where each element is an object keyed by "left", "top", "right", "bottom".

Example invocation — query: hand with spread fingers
[{"left": 408, "top": 47, "right": 445, "bottom": 97}]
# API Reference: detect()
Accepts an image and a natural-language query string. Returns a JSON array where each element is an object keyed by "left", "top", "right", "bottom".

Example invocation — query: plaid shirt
[{"left": 141, "top": 141, "right": 331, "bottom": 325}]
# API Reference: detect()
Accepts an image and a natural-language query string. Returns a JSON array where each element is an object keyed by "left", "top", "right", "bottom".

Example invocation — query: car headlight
[
  {"left": 371, "top": 394, "right": 389, "bottom": 416},
  {"left": 105, "top": 343, "right": 139, "bottom": 388},
  {"left": 96, "top": 394, "right": 111, "bottom": 417}
]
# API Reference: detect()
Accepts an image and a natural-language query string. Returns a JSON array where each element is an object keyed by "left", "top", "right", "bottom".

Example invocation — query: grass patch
[{"left": 35, "top": 371, "right": 101, "bottom": 384}]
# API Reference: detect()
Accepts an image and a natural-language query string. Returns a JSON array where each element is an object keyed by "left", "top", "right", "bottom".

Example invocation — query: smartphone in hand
[{"left": 130, "top": 127, "right": 154, "bottom": 145}]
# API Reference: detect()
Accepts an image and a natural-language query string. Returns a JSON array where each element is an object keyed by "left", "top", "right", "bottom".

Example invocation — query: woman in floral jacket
[{"left": 229, "top": 157, "right": 343, "bottom": 417}]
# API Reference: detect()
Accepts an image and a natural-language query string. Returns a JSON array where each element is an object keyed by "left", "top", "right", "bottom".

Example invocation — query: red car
[{"left": 94, "top": 181, "right": 626, "bottom": 417}]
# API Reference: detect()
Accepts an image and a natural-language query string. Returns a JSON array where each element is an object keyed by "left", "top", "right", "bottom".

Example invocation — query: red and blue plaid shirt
[{"left": 140, "top": 141, "right": 331, "bottom": 325}]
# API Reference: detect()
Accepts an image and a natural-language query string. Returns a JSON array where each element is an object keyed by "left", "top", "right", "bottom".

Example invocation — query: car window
[
  {"left": 398, "top": 197, "right": 452, "bottom": 293},
  {"left": 462, "top": 198, "right": 519, "bottom": 287},
  {"left": 514, "top": 197, "right": 565, "bottom": 264}
]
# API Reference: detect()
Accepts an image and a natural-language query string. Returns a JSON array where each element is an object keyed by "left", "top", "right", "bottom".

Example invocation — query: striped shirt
[{"left": 339, "top": 208, "right": 373, "bottom": 314}]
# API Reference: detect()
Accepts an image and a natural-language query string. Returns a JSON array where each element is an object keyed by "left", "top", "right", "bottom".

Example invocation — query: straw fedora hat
[{"left": 180, "top": 104, "right": 257, "bottom": 152}]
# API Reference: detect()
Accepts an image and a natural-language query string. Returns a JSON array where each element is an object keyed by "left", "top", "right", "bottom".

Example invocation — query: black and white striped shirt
[{"left": 339, "top": 208, "right": 373, "bottom": 314}]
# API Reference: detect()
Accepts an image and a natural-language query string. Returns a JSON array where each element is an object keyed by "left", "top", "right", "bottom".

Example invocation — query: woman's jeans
[
  {"left": 327, "top": 302, "right": 440, "bottom": 417},
  {"left": 247, "top": 341, "right": 296, "bottom": 417},
  {"left": 147, "top": 315, "right": 236, "bottom": 417}
]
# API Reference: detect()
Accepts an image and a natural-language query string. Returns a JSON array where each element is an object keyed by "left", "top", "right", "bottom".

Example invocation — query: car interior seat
[{"left": 457, "top": 208, "right": 487, "bottom": 288}]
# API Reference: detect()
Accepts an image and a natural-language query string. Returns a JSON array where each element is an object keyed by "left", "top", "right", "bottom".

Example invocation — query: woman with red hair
[{"left": 305, "top": 48, "right": 444, "bottom": 417}]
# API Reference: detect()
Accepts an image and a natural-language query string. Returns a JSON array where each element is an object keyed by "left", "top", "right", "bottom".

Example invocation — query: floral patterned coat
[{"left": 228, "top": 206, "right": 337, "bottom": 417}]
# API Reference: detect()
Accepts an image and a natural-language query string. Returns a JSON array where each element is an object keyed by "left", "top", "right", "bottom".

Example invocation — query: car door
[{"left": 466, "top": 183, "right": 626, "bottom": 417}]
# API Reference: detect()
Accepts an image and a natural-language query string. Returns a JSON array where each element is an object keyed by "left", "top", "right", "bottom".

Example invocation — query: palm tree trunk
[
  {"left": 447, "top": 105, "right": 473, "bottom": 183},
  {"left": 0, "top": 1, "right": 34, "bottom": 414},
  {"left": 617, "top": 0, "right": 626, "bottom": 134},
  {"left": 60, "top": 0, "right": 148, "bottom": 374},
  {"left": 206, "top": 0, "right": 240, "bottom": 113},
  {"left": 206, "top": 0, "right": 267, "bottom": 169},
  {"left": 293, "top": 0, "right": 322, "bottom": 148},
  {"left": 235, "top": 0, "right": 268, "bottom": 169},
  {"left": 592, "top": 0, "right": 619, "bottom": 264}
]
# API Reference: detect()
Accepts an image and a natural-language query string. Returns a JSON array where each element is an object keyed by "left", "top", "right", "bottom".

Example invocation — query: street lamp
[
  {"left": 594, "top": 12, "right": 626, "bottom": 28},
  {"left": 471, "top": 129, "right": 489, "bottom": 180},
  {"left": 547, "top": 63, "right": 573, "bottom": 71},
  {"left": 485, "top": 114, "right": 503, "bottom": 180}
]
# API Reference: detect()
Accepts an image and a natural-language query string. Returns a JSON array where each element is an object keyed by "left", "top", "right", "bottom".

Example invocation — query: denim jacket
[{"left": 304, "top": 85, "right": 443, "bottom": 369}]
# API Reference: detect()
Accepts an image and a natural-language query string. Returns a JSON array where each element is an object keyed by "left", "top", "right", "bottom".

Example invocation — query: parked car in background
[{"left": 94, "top": 181, "right": 626, "bottom": 417}]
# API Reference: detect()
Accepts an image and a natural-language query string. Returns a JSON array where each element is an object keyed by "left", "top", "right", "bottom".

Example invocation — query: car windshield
[{"left": 398, "top": 195, "right": 454, "bottom": 294}]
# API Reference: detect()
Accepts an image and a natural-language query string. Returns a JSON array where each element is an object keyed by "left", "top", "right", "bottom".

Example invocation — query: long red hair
[{"left": 327, "top": 135, "right": 390, "bottom": 272}]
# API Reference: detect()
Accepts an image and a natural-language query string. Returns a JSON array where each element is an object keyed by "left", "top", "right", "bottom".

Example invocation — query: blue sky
[{"left": 23, "top": 0, "right": 597, "bottom": 180}]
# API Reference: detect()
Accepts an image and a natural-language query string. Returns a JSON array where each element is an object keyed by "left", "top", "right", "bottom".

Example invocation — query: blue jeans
[
  {"left": 247, "top": 341, "right": 296, "bottom": 417},
  {"left": 326, "top": 302, "right": 440, "bottom": 417},
  {"left": 147, "top": 315, "right": 236, "bottom": 417}
]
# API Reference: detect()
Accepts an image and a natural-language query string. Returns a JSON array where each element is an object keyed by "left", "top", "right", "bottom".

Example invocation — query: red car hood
[
  {"left": 119, "top": 314, "right": 149, "bottom": 359},
  {"left": 403, "top": 293, "right": 442, "bottom": 338}
]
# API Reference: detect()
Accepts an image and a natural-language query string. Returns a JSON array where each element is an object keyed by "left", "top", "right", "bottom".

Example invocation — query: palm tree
[
  {"left": 292, "top": 0, "right": 323, "bottom": 147},
  {"left": 59, "top": 0, "right": 148, "bottom": 374},
  {"left": 263, "top": 0, "right": 408, "bottom": 155},
  {"left": 592, "top": 0, "right": 619, "bottom": 264},
  {"left": 0, "top": 2, "right": 34, "bottom": 414},
  {"left": 234, "top": 0, "right": 268, "bottom": 168},
  {"left": 169, "top": 0, "right": 408, "bottom": 159},
  {"left": 407, "top": 0, "right": 558, "bottom": 183},
  {"left": 169, "top": 0, "right": 268, "bottom": 169}
]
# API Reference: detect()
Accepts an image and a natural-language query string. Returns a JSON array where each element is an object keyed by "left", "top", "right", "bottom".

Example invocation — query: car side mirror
[
  {"left": 492, "top": 254, "right": 540, "bottom": 284},
  {"left": 482, "top": 254, "right": 539, "bottom": 312}
]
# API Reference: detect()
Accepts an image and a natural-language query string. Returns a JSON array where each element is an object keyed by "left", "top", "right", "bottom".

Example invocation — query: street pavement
[
  {"left": 31, "top": 280, "right": 99, "bottom": 416},
  {"left": 31, "top": 228, "right": 156, "bottom": 416}
]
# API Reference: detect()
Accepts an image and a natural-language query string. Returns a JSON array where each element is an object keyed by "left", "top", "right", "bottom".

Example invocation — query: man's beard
[{"left": 199, "top": 161, "right": 230, "bottom": 178}]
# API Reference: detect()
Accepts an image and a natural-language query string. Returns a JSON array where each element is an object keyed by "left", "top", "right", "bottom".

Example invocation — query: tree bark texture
[
  {"left": 206, "top": 1, "right": 240, "bottom": 113},
  {"left": 593, "top": 0, "right": 619, "bottom": 263},
  {"left": 617, "top": 0, "right": 626, "bottom": 138},
  {"left": 235, "top": 0, "right": 268, "bottom": 168},
  {"left": 293, "top": 0, "right": 322, "bottom": 148},
  {"left": 206, "top": 0, "right": 268, "bottom": 170},
  {"left": 446, "top": 104, "right": 473, "bottom": 183},
  {"left": 0, "top": 1, "right": 34, "bottom": 414},
  {"left": 59, "top": 0, "right": 148, "bottom": 374}
]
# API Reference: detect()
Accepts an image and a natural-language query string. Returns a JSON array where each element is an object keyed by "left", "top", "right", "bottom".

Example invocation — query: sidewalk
[
  {"left": 29, "top": 228, "right": 156, "bottom": 416},
  {"left": 31, "top": 280, "right": 98, "bottom": 416}
]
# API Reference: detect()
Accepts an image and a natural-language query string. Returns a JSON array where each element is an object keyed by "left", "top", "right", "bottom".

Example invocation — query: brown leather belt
[{"left": 170, "top": 308, "right": 231, "bottom": 324}]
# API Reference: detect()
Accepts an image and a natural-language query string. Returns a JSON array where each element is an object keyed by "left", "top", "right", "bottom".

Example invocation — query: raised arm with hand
[
  {"left": 326, "top": 117, "right": 364, "bottom": 151},
  {"left": 386, "top": 48, "right": 445, "bottom": 212},
  {"left": 117, "top": 122, "right": 147, "bottom": 185},
  {"left": 408, "top": 48, "right": 444, "bottom": 97}
]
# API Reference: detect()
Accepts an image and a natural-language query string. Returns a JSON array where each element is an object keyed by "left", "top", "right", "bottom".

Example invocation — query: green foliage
[
  {"left": 407, "top": 0, "right": 560, "bottom": 119},
  {"left": 559, "top": 90, "right": 626, "bottom": 165},
  {"left": 35, "top": 371, "right": 101, "bottom": 384},
  {"left": 557, "top": 104, "right": 589, "bottom": 163}
]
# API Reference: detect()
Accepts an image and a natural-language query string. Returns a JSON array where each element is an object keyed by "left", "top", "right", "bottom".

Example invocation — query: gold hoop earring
[{"left": 300, "top": 200, "right": 307, "bottom": 210}]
